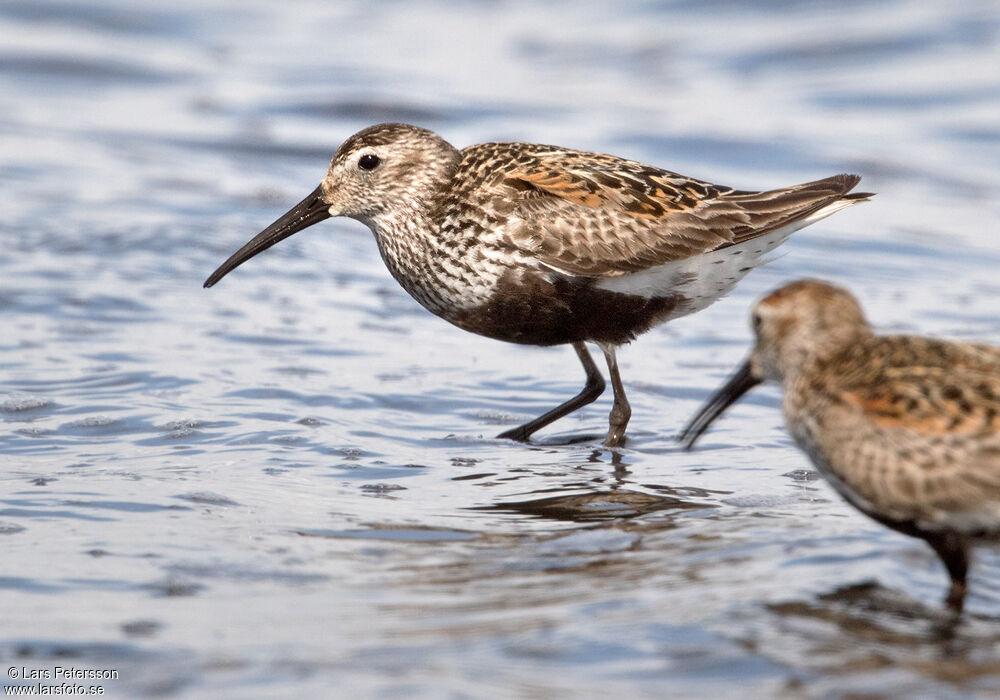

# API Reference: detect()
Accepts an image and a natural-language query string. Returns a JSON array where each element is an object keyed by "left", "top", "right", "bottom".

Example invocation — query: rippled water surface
[{"left": 3, "top": 1, "right": 1000, "bottom": 697}]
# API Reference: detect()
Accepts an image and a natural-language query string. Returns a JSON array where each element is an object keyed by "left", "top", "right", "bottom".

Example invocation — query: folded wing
[
  {"left": 482, "top": 146, "right": 869, "bottom": 278},
  {"left": 822, "top": 351, "right": 1000, "bottom": 524}
]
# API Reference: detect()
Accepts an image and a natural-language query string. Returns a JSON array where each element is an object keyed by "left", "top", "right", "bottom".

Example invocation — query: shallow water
[{"left": 2, "top": 0, "right": 1000, "bottom": 697}]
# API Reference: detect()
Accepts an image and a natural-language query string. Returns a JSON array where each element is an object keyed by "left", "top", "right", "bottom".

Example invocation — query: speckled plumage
[
  {"left": 681, "top": 280, "right": 1000, "bottom": 613},
  {"left": 205, "top": 123, "right": 871, "bottom": 446}
]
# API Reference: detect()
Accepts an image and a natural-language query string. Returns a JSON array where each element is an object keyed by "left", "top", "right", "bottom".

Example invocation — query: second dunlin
[{"left": 681, "top": 279, "right": 1000, "bottom": 614}]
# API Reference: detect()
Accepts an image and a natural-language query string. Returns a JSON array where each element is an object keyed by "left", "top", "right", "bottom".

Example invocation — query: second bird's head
[
  {"left": 748, "top": 279, "right": 871, "bottom": 383},
  {"left": 680, "top": 280, "right": 872, "bottom": 448}
]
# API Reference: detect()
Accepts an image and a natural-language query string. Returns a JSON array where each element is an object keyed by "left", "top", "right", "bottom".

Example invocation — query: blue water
[{"left": 2, "top": 1, "right": 1000, "bottom": 697}]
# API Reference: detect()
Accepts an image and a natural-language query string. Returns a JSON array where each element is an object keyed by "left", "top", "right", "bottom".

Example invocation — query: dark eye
[
  {"left": 358, "top": 154, "right": 381, "bottom": 171},
  {"left": 751, "top": 312, "right": 763, "bottom": 334}
]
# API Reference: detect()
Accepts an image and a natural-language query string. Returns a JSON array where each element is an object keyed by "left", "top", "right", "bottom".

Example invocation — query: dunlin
[
  {"left": 680, "top": 280, "right": 1000, "bottom": 613},
  {"left": 205, "top": 123, "right": 870, "bottom": 446}
]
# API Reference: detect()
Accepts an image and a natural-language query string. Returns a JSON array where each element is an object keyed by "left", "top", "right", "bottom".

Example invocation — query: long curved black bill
[
  {"left": 678, "top": 359, "right": 761, "bottom": 450},
  {"left": 204, "top": 184, "right": 330, "bottom": 288}
]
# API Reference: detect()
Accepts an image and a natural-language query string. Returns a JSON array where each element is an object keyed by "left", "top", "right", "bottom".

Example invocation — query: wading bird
[{"left": 205, "top": 124, "right": 869, "bottom": 446}]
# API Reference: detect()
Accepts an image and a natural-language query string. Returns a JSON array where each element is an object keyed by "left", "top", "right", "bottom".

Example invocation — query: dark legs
[
  {"left": 600, "top": 343, "right": 631, "bottom": 447},
  {"left": 925, "top": 531, "right": 969, "bottom": 614},
  {"left": 496, "top": 342, "right": 631, "bottom": 446},
  {"left": 497, "top": 341, "right": 606, "bottom": 442}
]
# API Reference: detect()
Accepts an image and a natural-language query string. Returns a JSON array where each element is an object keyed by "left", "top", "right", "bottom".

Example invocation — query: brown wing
[
  {"left": 817, "top": 346, "right": 1000, "bottom": 520},
  {"left": 839, "top": 337, "right": 1000, "bottom": 436},
  {"left": 472, "top": 144, "right": 869, "bottom": 278},
  {"left": 844, "top": 369, "right": 1000, "bottom": 437}
]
